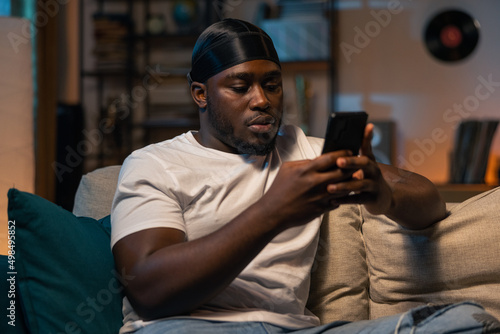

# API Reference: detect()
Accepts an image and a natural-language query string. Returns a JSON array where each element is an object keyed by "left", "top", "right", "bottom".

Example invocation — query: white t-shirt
[{"left": 111, "top": 125, "right": 324, "bottom": 333}]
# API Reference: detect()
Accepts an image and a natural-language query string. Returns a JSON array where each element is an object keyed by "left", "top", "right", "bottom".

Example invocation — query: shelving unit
[
  {"left": 80, "top": 0, "right": 338, "bottom": 171},
  {"left": 80, "top": 0, "right": 216, "bottom": 171},
  {"left": 80, "top": 0, "right": 135, "bottom": 171}
]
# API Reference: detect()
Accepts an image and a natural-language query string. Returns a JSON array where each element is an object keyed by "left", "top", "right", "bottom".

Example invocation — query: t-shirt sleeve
[{"left": 110, "top": 150, "right": 186, "bottom": 247}]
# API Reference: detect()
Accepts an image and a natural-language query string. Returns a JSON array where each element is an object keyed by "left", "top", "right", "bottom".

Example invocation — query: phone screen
[{"left": 322, "top": 111, "right": 368, "bottom": 155}]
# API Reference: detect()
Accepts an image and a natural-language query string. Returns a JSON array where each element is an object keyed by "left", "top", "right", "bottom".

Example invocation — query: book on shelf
[
  {"left": 92, "top": 13, "right": 133, "bottom": 71},
  {"left": 450, "top": 119, "right": 499, "bottom": 184}
]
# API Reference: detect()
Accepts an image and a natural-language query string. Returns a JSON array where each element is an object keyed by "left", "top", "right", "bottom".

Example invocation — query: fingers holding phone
[{"left": 320, "top": 111, "right": 380, "bottom": 198}]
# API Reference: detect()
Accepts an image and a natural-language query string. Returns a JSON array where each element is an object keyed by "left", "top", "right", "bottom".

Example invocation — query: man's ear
[{"left": 190, "top": 82, "right": 207, "bottom": 109}]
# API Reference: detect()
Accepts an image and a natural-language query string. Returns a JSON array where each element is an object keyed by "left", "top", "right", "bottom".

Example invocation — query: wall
[{"left": 336, "top": 0, "right": 500, "bottom": 183}]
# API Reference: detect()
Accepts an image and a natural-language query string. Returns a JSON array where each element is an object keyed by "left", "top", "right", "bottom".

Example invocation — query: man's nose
[{"left": 249, "top": 85, "right": 270, "bottom": 111}]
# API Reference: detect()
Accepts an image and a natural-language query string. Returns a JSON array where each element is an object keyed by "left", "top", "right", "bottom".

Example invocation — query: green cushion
[{"left": 7, "top": 188, "right": 123, "bottom": 334}]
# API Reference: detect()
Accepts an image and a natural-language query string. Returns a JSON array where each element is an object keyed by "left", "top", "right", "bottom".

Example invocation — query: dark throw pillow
[{"left": 6, "top": 188, "right": 124, "bottom": 334}]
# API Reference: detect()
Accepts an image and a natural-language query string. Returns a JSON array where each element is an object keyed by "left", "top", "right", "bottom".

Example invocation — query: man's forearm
[{"left": 380, "top": 164, "right": 446, "bottom": 229}]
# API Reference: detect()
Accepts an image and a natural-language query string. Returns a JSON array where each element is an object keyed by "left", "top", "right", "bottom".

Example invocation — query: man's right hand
[{"left": 258, "top": 150, "right": 357, "bottom": 232}]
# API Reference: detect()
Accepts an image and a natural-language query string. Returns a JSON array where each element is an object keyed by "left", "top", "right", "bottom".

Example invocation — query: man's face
[{"left": 198, "top": 59, "right": 283, "bottom": 155}]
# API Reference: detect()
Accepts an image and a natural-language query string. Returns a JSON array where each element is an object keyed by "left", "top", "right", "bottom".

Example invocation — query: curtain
[
  {"left": 7, "top": 0, "right": 58, "bottom": 202},
  {"left": 0, "top": 17, "right": 35, "bottom": 254},
  {"left": 11, "top": 0, "right": 58, "bottom": 201},
  {"left": 33, "top": 0, "right": 58, "bottom": 202}
]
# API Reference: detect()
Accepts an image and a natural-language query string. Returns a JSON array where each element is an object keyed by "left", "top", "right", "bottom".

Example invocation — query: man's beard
[{"left": 206, "top": 97, "right": 280, "bottom": 156}]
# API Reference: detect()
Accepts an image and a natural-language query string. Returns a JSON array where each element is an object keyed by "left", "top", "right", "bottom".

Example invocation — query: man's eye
[
  {"left": 265, "top": 84, "right": 280, "bottom": 92},
  {"left": 231, "top": 86, "right": 248, "bottom": 93}
]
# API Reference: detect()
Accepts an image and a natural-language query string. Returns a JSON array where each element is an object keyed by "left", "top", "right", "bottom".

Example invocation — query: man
[{"left": 111, "top": 18, "right": 495, "bottom": 333}]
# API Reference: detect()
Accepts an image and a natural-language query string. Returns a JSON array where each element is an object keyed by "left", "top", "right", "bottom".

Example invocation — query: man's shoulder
[
  {"left": 122, "top": 131, "right": 196, "bottom": 169},
  {"left": 134, "top": 131, "right": 195, "bottom": 155}
]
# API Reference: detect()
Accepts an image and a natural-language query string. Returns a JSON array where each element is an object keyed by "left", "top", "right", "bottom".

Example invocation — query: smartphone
[{"left": 322, "top": 111, "right": 368, "bottom": 155}]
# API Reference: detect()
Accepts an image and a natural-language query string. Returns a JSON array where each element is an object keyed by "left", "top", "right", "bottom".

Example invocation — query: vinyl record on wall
[{"left": 424, "top": 9, "right": 480, "bottom": 62}]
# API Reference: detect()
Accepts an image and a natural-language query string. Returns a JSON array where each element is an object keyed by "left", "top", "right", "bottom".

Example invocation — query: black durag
[{"left": 188, "top": 18, "right": 281, "bottom": 85}]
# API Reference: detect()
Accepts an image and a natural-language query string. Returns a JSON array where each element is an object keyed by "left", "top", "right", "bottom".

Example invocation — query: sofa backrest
[{"left": 73, "top": 165, "right": 121, "bottom": 219}]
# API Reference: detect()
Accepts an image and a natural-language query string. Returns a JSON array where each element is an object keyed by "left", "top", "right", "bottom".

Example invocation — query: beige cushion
[
  {"left": 362, "top": 186, "right": 500, "bottom": 320},
  {"left": 72, "top": 165, "right": 121, "bottom": 219},
  {"left": 307, "top": 204, "right": 369, "bottom": 323}
]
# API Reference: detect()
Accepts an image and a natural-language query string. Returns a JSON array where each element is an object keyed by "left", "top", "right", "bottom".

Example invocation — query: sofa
[{"left": 2, "top": 165, "right": 500, "bottom": 333}]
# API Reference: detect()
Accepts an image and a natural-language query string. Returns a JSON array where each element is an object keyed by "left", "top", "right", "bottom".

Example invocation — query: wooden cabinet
[{"left": 436, "top": 184, "right": 497, "bottom": 203}]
